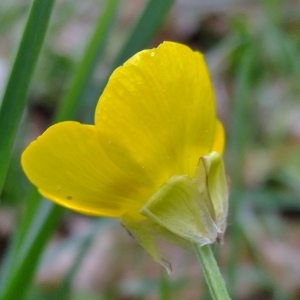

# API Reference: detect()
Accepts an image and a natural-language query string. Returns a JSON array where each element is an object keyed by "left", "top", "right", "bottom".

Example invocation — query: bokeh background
[{"left": 0, "top": 0, "right": 300, "bottom": 299}]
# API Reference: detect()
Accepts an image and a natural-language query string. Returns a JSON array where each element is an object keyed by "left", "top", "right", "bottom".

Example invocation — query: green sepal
[
  {"left": 121, "top": 151, "right": 228, "bottom": 271},
  {"left": 121, "top": 211, "right": 190, "bottom": 273},
  {"left": 140, "top": 151, "right": 228, "bottom": 246},
  {"left": 198, "top": 151, "right": 228, "bottom": 235},
  {"left": 140, "top": 174, "right": 217, "bottom": 245}
]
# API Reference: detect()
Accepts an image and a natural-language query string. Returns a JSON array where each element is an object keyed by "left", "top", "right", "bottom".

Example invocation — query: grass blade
[
  {"left": 85, "top": 0, "right": 176, "bottom": 123},
  {"left": 0, "top": 201, "right": 61, "bottom": 300},
  {"left": 54, "top": 0, "right": 120, "bottom": 123},
  {"left": 226, "top": 44, "right": 257, "bottom": 296},
  {"left": 112, "top": 0, "right": 175, "bottom": 69},
  {"left": 0, "top": 0, "right": 120, "bottom": 297},
  {"left": 0, "top": 0, "right": 55, "bottom": 193},
  {"left": 0, "top": 0, "right": 176, "bottom": 298}
]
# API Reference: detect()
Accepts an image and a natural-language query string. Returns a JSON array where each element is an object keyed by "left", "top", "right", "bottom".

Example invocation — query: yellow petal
[
  {"left": 95, "top": 41, "right": 216, "bottom": 198},
  {"left": 212, "top": 120, "right": 225, "bottom": 154},
  {"left": 21, "top": 122, "right": 153, "bottom": 217}
]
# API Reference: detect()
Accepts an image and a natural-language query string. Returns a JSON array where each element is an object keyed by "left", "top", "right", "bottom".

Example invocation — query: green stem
[{"left": 193, "top": 244, "right": 231, "bottom": 300}]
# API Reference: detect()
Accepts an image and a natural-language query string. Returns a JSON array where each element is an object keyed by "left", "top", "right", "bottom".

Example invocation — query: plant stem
[{"left": 193, "top": 244, "right": 231, "bottom": 300}]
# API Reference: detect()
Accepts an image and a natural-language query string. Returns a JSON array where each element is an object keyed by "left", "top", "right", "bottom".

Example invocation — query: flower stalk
[{"left": 193, "top": 243, "right": 231, "bottom": 300}]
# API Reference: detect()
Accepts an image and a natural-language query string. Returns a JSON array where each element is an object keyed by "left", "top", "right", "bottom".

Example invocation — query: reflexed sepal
[
  {"left": 140, "top": 151, "right": 228, "bottom": 246},
  {"left": 196, "top": 151, "right": 228, "bottom": 237},
  {"left": 121, "top": 151, "right": 228, "bottom": 271},
  {"left": 140, "top": 174, "right": 218, "bottom": 246},
  {"left": 121, "top": 211, "right": 189, "bottom": 273}
]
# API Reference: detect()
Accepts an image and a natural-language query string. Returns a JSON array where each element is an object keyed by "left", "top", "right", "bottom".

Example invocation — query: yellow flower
[{"left": 21, "top": 42, "right": 228, "bottom": 270}]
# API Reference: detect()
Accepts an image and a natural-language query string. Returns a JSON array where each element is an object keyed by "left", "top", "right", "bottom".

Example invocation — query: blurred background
[{"left": 0, "top": 0, "right": 300, "bottom": 299}]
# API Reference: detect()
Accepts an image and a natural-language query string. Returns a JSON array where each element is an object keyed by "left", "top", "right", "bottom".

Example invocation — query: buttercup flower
[{"left": 21, "top": 42, "right": 228, "bottom": 270}]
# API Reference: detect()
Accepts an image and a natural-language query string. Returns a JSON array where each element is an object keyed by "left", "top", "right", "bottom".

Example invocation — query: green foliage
[{"left": 0, "top": 0, "right": 175, "bottom": 299}]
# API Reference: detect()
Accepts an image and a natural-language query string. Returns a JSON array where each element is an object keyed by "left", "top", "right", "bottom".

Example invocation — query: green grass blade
[
  {"left": 85, "top": 0, "right": 175, "bottom": 123},
  {"left": 226, "top": 44, "right": 257, "bottom": 296},
  {"left": 0, "top": 0, "right": 176, "bottom": 298},
  {"left": 0, "top": 189, "right": 41, "bottom": 289},
  {"left": 50, "top": 219, "right": 114, "bottom": 300},
  {"left": 112, "top": 0, "right": 175, "bottom": 69},
  {"left": 1, "top": 0, "right": 120, "bottom": 276},
  {"left": 0, "top": 0, "right": 55, "bottom": 194},
  {"left": 54, "top": 0, "right": 120, "bottom": 123},
  {"left": 17, "top": 0, "right": 120, "bottom": 251},
  {"left": 0, "top": 0, "right": 120, "bottom": 297},
  {"left": 0, "top": 202, "right": 62, "bottom": 300}
]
